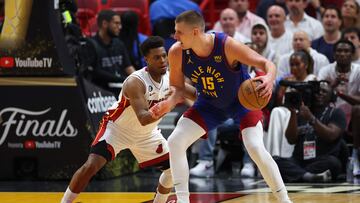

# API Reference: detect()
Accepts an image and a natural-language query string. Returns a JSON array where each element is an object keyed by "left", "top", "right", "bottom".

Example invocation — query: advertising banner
[
  {"left": 80, "top": 77, "right": 117, "bottom": 134},
  {"left": 0, "top": 77, "right": 91, "bottom": 179},
  {"left": 0, "top": 0, "right": 75, "bottom": 76}
]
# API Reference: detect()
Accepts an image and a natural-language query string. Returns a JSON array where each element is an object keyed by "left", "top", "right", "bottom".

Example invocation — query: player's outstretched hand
[
  {"left": 253, "top": 74, "right": 274, "bottom": 99},
  {"left": 149, "top": 87, "right": 184, "bottom": 119},
  {"left": 149, "top": 100, "right": 173, "bottom": 119}
]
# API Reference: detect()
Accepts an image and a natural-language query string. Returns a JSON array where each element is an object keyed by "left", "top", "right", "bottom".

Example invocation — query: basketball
[{"left": 238, "top": 79, "right": 270, "bottom": 110}]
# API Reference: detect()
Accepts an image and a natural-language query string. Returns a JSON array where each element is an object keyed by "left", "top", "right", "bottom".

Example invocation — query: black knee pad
[
  {"left": 154, "top": 159, "right": 170, "bottom": 171},
  {"left": 90, "top": 140, "right": 112, "bottom": 162}
]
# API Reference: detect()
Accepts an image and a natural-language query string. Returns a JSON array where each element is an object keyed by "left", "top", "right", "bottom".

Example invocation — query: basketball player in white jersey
[{"left": 61, "top": 36, "right": 196, "bottom": 203}]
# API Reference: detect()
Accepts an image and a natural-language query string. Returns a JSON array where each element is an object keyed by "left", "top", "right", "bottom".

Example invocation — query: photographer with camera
[
  {"left": 318, "top": 39, "right": 360, "bottom": 176},
  {"left": 264, "top": 50, "right": 317, "bottom": 158},
  {"left": 274, "top": 81, "right": 347, "bottom": 183}
]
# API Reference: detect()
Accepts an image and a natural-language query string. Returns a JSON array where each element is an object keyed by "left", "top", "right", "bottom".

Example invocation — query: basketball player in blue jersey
[{"left": 151, "top": 11, "right": 292, "bottom": 203}]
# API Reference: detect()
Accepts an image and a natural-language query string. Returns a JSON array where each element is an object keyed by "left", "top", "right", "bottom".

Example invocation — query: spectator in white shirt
[
  {"left": 318, "top": 39, "right": 360, "bottom": 125},
  {"left": 277, "top": 31, "right": 329, "bottom": 79},
  {"left": 251, "top": 23, "right": 278, "bottom": 64},
  {"left": 284, "top": 0, "right": 324, "bottom": 40},
  {"left": 212, "top": 0, "right": 265, "bottom": 39},
  {"left": 267, "top": 5, "right": 293, "bottom": 56},
  {"left": 219, "top": 8, "right": 250, "bottom": 43},
  {"left": 318, "top": 39, "right": 360, "bottom": 177}
]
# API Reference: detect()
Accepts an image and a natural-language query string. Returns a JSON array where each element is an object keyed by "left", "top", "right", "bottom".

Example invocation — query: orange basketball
[{"left": 238, "top": 79, "right": 270, "bottom": 110}]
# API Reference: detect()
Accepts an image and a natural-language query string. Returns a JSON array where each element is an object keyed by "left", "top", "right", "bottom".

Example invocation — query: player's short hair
[
  {"left": 344, "top": 0, "right": 360, "bottom": 14},
  {"left": 321, "top": 5, "right": 342, "bottom": 20},
  {"left": 175, "top": 10, "right": 205, "bottom": 31},
  {"left": 342, "top": 27, "right": 360, "bottom": 39},
  {"left": 97, "top": 10, "right": 119, "bottom": 27},
  {"left": 290, "top": 49, "right": 314, "bottom": 74},
  {"left": 140, "top": 36, "right": 165, "bottom": 56},
  {"left": 334, "top": 39, "right": 356, "bottom": 54}
]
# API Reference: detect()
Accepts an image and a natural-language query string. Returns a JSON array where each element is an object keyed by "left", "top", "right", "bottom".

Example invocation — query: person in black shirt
[
  {"left": 275, "top": 81, "right": 347, "bottom": 182},
  {"left": 82, "top": 10, "right": 135, "bottom": 95}
]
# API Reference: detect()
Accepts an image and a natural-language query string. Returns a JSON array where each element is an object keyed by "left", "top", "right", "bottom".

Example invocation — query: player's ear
[
  {"left": 193, "top": 28, "right": 199, "bottom": 36},
  {"left": 144, "top": 56, "right": 149, "bottom": 65},
  {"left": 101, "top": 20, "right": 108, "bottom": 28}
]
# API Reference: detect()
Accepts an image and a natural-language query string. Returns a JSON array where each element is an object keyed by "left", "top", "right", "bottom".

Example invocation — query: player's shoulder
[
  {"left": 222, "top": 34, "right": 239, "bottom": 50},
  {"left": 168, "top": 42, "right": 183, "bottom": 56},
  {"left": 123, "top": 70, "right": 147, "bottom": 90}
]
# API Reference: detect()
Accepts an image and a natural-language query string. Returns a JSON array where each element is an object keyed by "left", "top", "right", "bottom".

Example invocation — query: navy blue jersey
[{"left": 182, "top": 32, "right": 250, "bottom": 109}]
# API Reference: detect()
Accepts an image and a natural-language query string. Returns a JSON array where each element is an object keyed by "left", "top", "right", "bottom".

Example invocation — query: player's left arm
[
  {"left": 123, "top": 77, "right": 161, "bottom": 126},
  {"left": 184, "top": 82, "right": 197, "bottom": 101},
  {"left": 224, "top": 37, "right": 276, "bottom": 98}
]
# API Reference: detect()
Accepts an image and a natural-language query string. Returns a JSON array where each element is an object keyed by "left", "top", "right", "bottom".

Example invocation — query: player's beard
[{"left": 107, "top": 27, "right": 118, "bottom": 38}]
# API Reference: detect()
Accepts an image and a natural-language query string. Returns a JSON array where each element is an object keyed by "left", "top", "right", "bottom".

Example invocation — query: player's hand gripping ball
[{"left": 238, "top": 79, "right": 270, "bottom": 110}]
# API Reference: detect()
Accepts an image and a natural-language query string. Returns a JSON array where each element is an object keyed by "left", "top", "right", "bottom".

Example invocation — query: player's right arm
[{"left": 123, "top": 77, "right": 160, "bottom": 126}]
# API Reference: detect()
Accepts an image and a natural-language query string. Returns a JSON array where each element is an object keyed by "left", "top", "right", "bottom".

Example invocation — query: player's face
[
  {"left": 229, "top": 0, "right": 248, "bottom": 15},
  {"left": 145, "top": 47, "right": 168, "bottom": 75},
  {"left": 344, "top": 32, "right": 360, "bottom": 48},
  {"left": 292, "top": 32, "right": 310, "bottom": 51},
  {"left": 322, "top": 9, "right": 341, "bottom": 33},
  {"left": 342, "top": 0, "right": 358, "bottom": 18},
  {"left": 314, "top": 82, "right": 332, "bottom": 106},
  {"left": 267, "top": 7, "right": 286, "bottom": 29},
  {"left": 220, "top": 11, "right": 238, "bottom": 36},
  {"left": 334, "top": 43, "right": 353, "bottom": 65},
  {"left": 251, "top": 28, "right": 267, "bottom": 50},
  {"left": 174, "top": 22, "right": 197, "bottom": 49},
  {"left": 290, "top": 55, "right": 307, "bottom": 80},
  {"left": 106, "top": 15, "right": 121, "bottom": 37},
  {"left": 285, "top": 0, "right": 306, "bottom": 16}
]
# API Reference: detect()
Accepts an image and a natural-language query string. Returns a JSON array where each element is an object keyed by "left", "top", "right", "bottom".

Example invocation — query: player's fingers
[
  {"left": 255, "top": 82, "right": 266, "bottom": 91},
  {"left": 259, "top": 86, "right": 271, "bottom": 98},
  {"left": 263, "top": 91, "right": 272, "bottom": 99}
]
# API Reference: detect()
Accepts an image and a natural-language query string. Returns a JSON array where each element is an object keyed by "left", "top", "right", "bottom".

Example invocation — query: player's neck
[
  {"left": 271, "top": 26, "right": 285, "bottom": 38},
  {"left": 148, "top": 69, "right": 162, "bottom": 83},
  {"left": 191, "top": 34, "right": 214, "bottom": 57},
  {"left": 98, "top": 30, "right": 111, "bottom": 45},
  {"left": 335, "top": 63, "right": 351, "bottom": 73}
]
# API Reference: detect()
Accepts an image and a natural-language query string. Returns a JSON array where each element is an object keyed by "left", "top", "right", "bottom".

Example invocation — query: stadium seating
[
  {"left": 110, "top": 0, "right": 151, "bottom": 35},
  {"left": 76, "top": 0, "right": 99, "bottom": 36}
]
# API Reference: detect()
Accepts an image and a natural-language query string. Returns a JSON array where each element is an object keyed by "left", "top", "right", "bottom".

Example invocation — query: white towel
[{"left": 264, "top": 107, "right": 294, "bottom": 158}]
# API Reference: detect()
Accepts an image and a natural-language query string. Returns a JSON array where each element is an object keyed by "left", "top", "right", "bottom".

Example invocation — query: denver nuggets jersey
[
  {"left": 106, "top": 67, "right": 170, "bottom": 136},
  {"left": 182, "top": 32, "right": 250, "bottom": 109}
]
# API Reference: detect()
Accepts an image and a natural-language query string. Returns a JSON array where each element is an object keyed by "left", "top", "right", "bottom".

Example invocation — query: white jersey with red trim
[{"left": 107, "top": 67, "right": 170, "bottom": 137}]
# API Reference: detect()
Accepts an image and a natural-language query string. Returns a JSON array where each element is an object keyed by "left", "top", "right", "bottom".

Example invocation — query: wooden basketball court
[
  {"left": 1, "top": 173, "right": 360, "bottom": 203},
  {"left": 0, "top": 191, "right": 359, "bottom": 203}
]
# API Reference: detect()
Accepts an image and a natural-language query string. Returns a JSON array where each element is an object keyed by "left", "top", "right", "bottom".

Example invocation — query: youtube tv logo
[{"left": 0, "top": 57, "right": 15, "bottom": 68}]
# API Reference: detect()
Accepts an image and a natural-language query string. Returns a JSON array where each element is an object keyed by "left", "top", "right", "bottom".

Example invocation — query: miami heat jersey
[
  {"left": 107, "top": 67, "right": 170, "bottom": 136},
  {"left": 182, "top": 32, "right": 250, "bottom": 109}
]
